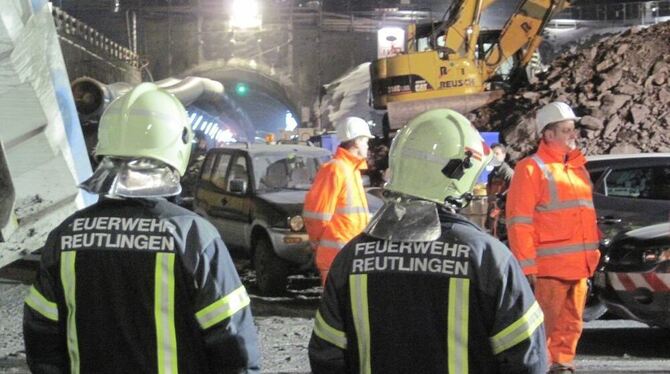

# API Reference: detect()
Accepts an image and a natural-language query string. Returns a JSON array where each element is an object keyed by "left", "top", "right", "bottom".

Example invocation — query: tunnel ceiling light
[
  {"left": 230, "top": 0, "right": 262, "bottom": 29},
  {"left": 235, "top": 82, "right": 250, "bottom": 97}
]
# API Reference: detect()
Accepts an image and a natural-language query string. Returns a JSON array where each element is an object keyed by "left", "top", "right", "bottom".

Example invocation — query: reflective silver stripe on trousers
[
  {"left": 537, "top": 242, "right": 599, "bottom": 257},
  {"left": 507, "top": 216, "right": 533, "bottom": 225},
  {"left": 531, "top": 155, "right": 594, "bottom": 212},
  {"left": 303, "top": 211, "right": 333, "bottom": 221}
]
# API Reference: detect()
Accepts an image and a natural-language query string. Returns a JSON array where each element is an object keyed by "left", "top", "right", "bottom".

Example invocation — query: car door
[
  {"left": 593, "top": 164, "right": 670, "bottom": 237},
  {"left": 194, "top": 150, "right": 232, "bottom": 233},
  {"left": 215, "top": 152, "right": 253, "bottom": 248}
]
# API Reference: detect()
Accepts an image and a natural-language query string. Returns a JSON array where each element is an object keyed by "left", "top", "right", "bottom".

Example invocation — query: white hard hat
[
  {"left": 536, "top": 102, "right": 581, "bottom": 134},
  {"left": 336, "top": 117, "right": 374, "bottom": 142}
]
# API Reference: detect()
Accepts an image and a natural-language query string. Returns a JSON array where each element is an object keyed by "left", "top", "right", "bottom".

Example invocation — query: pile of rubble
[{"left": 470, "top": 21, "right": 670, "bottom": 161}]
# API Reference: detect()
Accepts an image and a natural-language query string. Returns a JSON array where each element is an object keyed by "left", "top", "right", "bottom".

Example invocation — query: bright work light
[{"left": 230, "top": 0, "right": 262, "bottom": 29}]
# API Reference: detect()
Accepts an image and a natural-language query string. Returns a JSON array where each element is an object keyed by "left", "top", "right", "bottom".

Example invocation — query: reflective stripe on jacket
[
  {"left": 304, "top": 147, "right": 370, "bottom": 253},
  {"left": 23, "top": 198, "right": 261, "bottom": 374},
  {"left": 506, "top": 142, "right": 600, "bottom": 279},
  {"left": 308, "top": 208, "right": 547, "bottom": 373}
]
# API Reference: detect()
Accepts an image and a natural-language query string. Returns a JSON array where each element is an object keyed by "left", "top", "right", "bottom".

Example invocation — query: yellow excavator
[{"left": 371, "top": 0, "right": 572, "bottom": 128}]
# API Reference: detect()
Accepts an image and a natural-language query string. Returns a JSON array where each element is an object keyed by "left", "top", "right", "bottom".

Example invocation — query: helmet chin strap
[{"left": 444, "top": 192, "right": 474, "bottom": 211}]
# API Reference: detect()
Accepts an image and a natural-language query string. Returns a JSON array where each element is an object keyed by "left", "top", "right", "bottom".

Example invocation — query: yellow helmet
[
  {"left": 385, "top": 109, "right": 492, "bottom": 204},
  {"left": 96, "top": 83, "right": 193, "bottom": 176}
]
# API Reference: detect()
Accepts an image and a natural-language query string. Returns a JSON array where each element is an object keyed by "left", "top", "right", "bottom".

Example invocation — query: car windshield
[{"left": 253, "top": 153, "right": 330, "bottom": 191}]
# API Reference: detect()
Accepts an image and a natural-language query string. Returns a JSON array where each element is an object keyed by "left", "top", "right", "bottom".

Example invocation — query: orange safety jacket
[
  {"left": 506, "top": 141, "right": 600, "bottom": 280},
  {"left": 303, "top": 147, "right": 370, "bottom": 265}
]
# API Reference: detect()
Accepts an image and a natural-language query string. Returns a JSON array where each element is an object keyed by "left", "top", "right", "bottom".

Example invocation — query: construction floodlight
[{"left": 230, "top": 0, "right": 262, "bottom": 29}]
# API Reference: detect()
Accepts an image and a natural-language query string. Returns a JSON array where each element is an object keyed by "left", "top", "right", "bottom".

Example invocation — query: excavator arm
[
  {"left": 370, "top": 0, "right": 572, "bottom": 128},
  {"left": 483, "top": 0, "right": 572, "bottom": 79},
  {"left": 439, "top": 0, "right": 498, "bottom": 58}
]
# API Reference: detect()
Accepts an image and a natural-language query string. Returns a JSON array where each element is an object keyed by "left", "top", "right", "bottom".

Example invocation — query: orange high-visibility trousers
[{"left": 534, "top": 277, "right": 588, "bottom": 366}]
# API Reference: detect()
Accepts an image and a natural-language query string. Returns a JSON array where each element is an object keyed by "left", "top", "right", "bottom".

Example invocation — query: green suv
[{"left": 193, "top": 143, "right": 382, "bottom": 295}]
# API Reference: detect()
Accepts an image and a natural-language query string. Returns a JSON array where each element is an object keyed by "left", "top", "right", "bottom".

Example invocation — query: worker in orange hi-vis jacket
[
  {"left": 304, "top": 117, "right": 373, "bottom": 285},
  {"left": 506, "top": 102, "right": 600, "bottom": 374}
]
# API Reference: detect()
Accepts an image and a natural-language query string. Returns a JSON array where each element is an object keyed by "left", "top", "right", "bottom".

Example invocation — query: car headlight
[{"left": 288, "top": 215, "right": 304, "bottom": 232}]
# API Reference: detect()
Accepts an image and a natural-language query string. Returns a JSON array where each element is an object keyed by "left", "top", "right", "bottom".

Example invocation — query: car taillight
[{"left": 642, "top": 248, "right": 670, "bottom": 264}]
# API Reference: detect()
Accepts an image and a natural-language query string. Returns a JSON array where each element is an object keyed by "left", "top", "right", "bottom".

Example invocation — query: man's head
[
  {"left": 490, "top": 143, "right": 507, "bottom": 165},
  {"left": 385, "top": 109, "right": 493, "bottom": 205},
  {"left": 81, "top": 82, "right": 193, "bottom": 197},
  {"left": 536, "top": 102, "right": 580, "bottom": 152},
  {"left": 336, "top": 117, "right": 374, "bottom": 159}
]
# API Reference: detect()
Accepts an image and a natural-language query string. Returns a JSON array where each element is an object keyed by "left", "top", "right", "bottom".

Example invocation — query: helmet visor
[{"left": 80, "top": 157, "right": 182, "bottom": 198}]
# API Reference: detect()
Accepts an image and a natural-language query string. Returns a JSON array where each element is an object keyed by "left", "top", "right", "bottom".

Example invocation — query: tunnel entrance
[{"left": 182, "top": 63, "right": 300, "bottom": 145}]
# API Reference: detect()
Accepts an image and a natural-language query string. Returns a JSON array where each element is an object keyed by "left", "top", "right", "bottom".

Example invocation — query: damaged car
[{"left": 593, "top": 223, "right": 670, "bottom": 328}]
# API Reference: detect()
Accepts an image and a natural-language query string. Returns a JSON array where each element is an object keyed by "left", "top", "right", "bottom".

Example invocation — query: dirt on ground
[{"left": 468, "top": 21, "right": 670, "bottom": 161}]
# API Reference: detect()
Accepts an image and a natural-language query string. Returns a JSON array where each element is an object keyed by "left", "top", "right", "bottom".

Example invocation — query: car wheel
[
  {"left": 253, "top": 235, "right": 289, "bottom": 296},
  {"left": 583, "top": 278, "right": 607, "bottom": 322}
]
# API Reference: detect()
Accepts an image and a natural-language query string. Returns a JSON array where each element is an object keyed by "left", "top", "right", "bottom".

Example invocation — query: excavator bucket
[{"left": 386, "top": 90, "right": 505, "bottom": 129}]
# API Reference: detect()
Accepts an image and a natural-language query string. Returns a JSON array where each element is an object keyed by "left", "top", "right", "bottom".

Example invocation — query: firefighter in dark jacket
[
  {"left": 23, "top": 83, "right": 261, "bottom": 374},
  {"left": 308, "top": 109, "right": 547, "bottom": 374}
]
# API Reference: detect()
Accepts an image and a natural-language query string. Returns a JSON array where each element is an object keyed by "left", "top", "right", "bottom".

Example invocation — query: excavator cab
[{"left": 370, "top": 0, "right": 571, "bottom": 129}]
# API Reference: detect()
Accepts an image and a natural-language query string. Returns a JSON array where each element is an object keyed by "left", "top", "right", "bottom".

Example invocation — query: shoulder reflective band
[
  {"left": 25, "top": 286, "right": 59, "bottom": 322},
  {"left": 155, "top": 253, "right": 178, "bottom": 374},
  {"left": 313, "top": 310, "right": 347, "bottom": 349},
  {"left": 490, "top": 301, "right": 544, "bottom": 355},
  {"left": 350, "top": 274, "right": 371, "bottom": 374},
  {"left": 447, "top": 277, "right": 470, "bottom": 374},
  {"left": 332, "top": 159, "right": 369, "bottom": 216},
  {"left": 530, "top": 155, "right": 594, "bottom": 213},
  {"left": 196, "top": 286, "right": 250, "bottom": 330},
  {"left": 60, "top": 251, "right": 80, "bottom": 374}
]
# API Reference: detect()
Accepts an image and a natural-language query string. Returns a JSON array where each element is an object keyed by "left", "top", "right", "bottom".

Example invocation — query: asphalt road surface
[{"left": 1, "top": 267, "right": 669, "bottom": 373}]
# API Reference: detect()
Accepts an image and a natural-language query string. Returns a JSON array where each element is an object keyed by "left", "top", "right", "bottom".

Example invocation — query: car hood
[
  {"left": 257, "top": 190, "right": 384, "bottom": 215},
  {"left": 257, "top": 190, "right": 308, "bottom": 206},
  {"left": 623, "top": 222, "right": 670, "bottom": 240}
]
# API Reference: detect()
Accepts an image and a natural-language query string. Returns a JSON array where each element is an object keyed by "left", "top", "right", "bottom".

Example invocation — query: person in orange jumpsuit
[
  {"left": 304, "top": 117, "right": 373, "bottom": 284},
  {"left": 506, "top": 102, "right": 600, "bottom": 374}
]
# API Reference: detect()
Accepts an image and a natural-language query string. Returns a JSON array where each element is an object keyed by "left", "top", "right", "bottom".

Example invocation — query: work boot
[{"left": 548, "top": 363, "right": 575, "bottom": 374}]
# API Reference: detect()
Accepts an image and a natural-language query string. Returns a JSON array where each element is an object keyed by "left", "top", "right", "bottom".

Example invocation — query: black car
[
  {"left": 193, "top": 143, "right": 382, "bottom": 295},
  {"left": 583, "top": 153, "right": 670, "bottom": 321},
  {"left": 587, "top": 153, "right": 670, "bottom": 239},
  {"left": 593, "top": 223, "right": 670, "bottom": 328}
]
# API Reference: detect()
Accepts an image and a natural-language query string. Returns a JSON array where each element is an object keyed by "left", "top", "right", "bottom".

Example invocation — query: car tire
[
  {"left": 253, "top": 235, "right": 289, "bottom": 296},
  {"left": 583, "top": 278, "right": 608, "bottom": 322}
]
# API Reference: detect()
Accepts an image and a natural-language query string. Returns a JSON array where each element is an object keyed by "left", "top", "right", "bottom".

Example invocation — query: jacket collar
[
  {"left": 537, "top": 140, "right": 586, "bottom": 168},
  {"left": 334, "top": 146, "right": 368, "bottom": 170}
]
